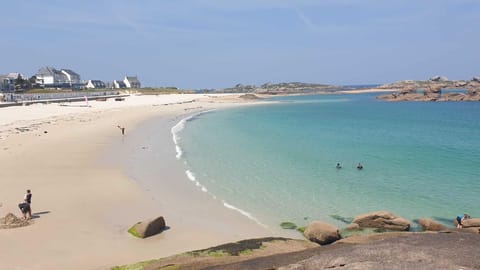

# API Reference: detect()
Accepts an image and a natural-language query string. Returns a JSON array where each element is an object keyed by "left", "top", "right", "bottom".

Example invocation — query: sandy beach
[{"left": 0, "top": 94, "right": 276, "bottom": 270}]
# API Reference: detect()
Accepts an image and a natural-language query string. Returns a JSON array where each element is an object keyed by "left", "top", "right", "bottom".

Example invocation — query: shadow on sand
[{"left": 31, "top": 211, "right": 51, "bottom": 219}]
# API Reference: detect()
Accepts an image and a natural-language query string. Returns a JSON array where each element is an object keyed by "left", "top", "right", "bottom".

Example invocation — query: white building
[
  {"left": 123, "top": 75, "right": 141, "bottom": 88},
  {"left": 86, "top": 80, "right": 106, "bottom": 89},
  {"left": 35, "top": 67, "right": 83, "bottom": 88},
  {"left": 113, "top": 80, "right": 127, "bottom": 89},
  {"left": 61, "top": 69, "right": 81, "bottom": 84},
  {"left": 0, "top": 75, "right": 15, "bottom": 92}
]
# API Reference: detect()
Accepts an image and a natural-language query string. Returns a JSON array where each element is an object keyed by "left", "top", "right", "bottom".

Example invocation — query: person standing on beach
[
  {"left": 24, "top": 189, "right": 32, "bottom": 204},
  {"left": 18, "top": 201, "right": 31, "bottom": 220},
  {"left": 117, "top": 125, "right": 125, "bottom": 135},
  {"left": 23, "top": 189, "right": 32, "bottom": 219}
]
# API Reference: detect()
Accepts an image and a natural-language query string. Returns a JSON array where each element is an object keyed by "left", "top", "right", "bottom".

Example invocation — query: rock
[
  {"left": 430, "top": 76, "right": 449, "bottom": 82},
  {"left": 303, "top": 221, "right": 341, "bottom": 245},
  {"left": 128, "top": 216, "right": 166, "bottom": 238},
  {"left": 418, "top": 218, "right": 447, "bottom": 231},
  {"left": 472, "top": 76, "right": 480, "bottom": 82},
  {"left": 352, "top": 211, "right": 411, "bottom": 231},
  {"left": 239, "top": 93, "right": 260, "bottom": 100},
  {"left": 276, "top": 233, "right": 480, "bottom": 270},
  {"left": 462, "top": 227, "right": 480, "bottom": 234},
  {"left": 345, "top": 223, "right": 360, "bottom": 231},
  {"left": 461, "top": 218, "right": 480, "bottom": 228},
  {"left": 455, "top": 81, "right": 468, "bottom": 87},
  {"left": 427, "top": 85, "right": 443, "bottom": 93}
]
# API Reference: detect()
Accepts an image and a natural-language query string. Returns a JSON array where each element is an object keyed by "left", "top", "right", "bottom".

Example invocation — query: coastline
[{"left": 0, "top": 94, "right": 278, "bottom": 270}]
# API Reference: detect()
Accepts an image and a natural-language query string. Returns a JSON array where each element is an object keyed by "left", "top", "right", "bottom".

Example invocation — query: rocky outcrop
[
  {"left": 351, "top": 211, "right": 411, "bottom": 231},
  {"left": 418, "top": 218, "right": 447, "bottom": 231},
  {"left": 239, "top": 93, "right": 260, "bottom": 100},
  {"left": 276, "top": 233, "right": 480, "bottom": 270},
  {"left": 221, "top": 82, "right": 342, "bottom": 94},
  {"left": 303, "top": 221, "right": 341, "bottom": 245},
  {"left": 430, "top": 75, "right": 449, "bottom": 82},
  {"left": 461, "top": 218, "right": 480, "bottom": 228},
  {"left": 128, "top": 216, "right": 166, "bottom": 238},
  {"left": 377, "top": 78, "right": 480, "bottom": 102}
]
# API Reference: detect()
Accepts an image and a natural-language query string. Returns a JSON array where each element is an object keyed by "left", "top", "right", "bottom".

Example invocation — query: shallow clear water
[{"left": 174, "top": 94, "right": 480, "bottom": 229}]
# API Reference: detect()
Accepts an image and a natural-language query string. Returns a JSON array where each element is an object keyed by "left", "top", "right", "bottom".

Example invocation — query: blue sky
[{"left": 1, "top": 0, "right": 479, "bottom": 89}]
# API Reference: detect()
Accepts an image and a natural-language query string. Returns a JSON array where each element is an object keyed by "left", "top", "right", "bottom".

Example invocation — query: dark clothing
[
  {"left": 26, "top": 193, "right": 32, "bottom": 204},
  {"left": 457, "top": 216, "right": 463, "bottom": 225},
  {"left": 19, "top": 203, "right": 31, "bottom": 214}
]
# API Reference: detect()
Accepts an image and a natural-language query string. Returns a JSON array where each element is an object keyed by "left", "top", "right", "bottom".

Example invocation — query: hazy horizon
[{"left": 1, "top": 0, "right": 479, "bottom": 89}]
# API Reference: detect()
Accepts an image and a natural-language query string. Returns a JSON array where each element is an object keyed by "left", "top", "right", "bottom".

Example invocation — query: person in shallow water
[
  {"left": 336, "top": 163, "right": 342, "bottom": 169},
  {"left": 357, "top": 163, "right": 363, "bottom": 170}
]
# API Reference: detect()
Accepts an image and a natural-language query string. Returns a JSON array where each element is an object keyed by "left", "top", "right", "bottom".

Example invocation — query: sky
[{"left": 1, "top": 0, "right": 479, "bottom": 89}]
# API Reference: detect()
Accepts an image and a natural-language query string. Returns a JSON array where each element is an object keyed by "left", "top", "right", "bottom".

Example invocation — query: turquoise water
[{"left": 174, "top": 94, "right": 480, "bottom": 229}]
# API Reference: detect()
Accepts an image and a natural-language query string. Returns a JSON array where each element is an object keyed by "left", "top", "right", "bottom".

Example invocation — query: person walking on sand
[{"left": 117, "top": 125, "right": 125, "bottom": 135}]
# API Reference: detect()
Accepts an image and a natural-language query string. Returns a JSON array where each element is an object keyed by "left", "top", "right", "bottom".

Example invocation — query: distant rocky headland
[
  {"left": 219, "top": 82, "right": 344, "bottom": 94},
  {"left": 377, "top": 76, "right": 480, "bottom": 101},
  {"left": 213, "top": 77, "right": 480, "bottom": 102}
]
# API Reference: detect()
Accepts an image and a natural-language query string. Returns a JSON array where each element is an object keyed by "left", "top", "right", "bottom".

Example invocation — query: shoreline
[{"left": 0, "top": 94, "right": 280, "bottom": 270}]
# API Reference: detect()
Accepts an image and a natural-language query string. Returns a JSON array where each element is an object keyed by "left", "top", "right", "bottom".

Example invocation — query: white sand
[{"left": 0, "top": 94, "right": 277, "bottom": 270}]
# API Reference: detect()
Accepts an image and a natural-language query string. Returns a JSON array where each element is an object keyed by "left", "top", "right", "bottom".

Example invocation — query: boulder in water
[
  {"left": 303, "top": 221, "right": 341, "bottom": 245},
  {"left": 351, "top": 211, "right": 411, "bottom": 231},
  {"left": 418, "top": 218, "right": 447, "bottom": 231}
]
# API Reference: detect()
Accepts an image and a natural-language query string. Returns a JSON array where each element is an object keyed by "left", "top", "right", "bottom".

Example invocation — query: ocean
[{"left": 172, "top": 93, "right": 480, "bottom": 230}]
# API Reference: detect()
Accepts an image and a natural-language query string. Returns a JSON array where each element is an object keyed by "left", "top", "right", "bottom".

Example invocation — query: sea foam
[
  {"left": 185, "top": 170, "right": 208, "bottom": 193},
  {"left": 223, "top": 201, "right": 268, "bottom": 228},
  {"left": 170, "top": 110, "right": 215, "bottom": 160}
]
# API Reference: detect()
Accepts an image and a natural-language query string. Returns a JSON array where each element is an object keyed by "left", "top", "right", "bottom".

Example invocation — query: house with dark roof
[
  {"left": 61, "top": 69, "right": 81, "bottom": 84},
  {"left": 113, "top": 80, "right": 127, "bottom": 89},
  {"left": 86, "top": 80, "right": 106, "bottom": 89},
  {"left": 123, "top": 75, "right": 141, "bottom": 88},
  {"left": 35, "top": 67, "right": 83, "bottom": 89}
]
